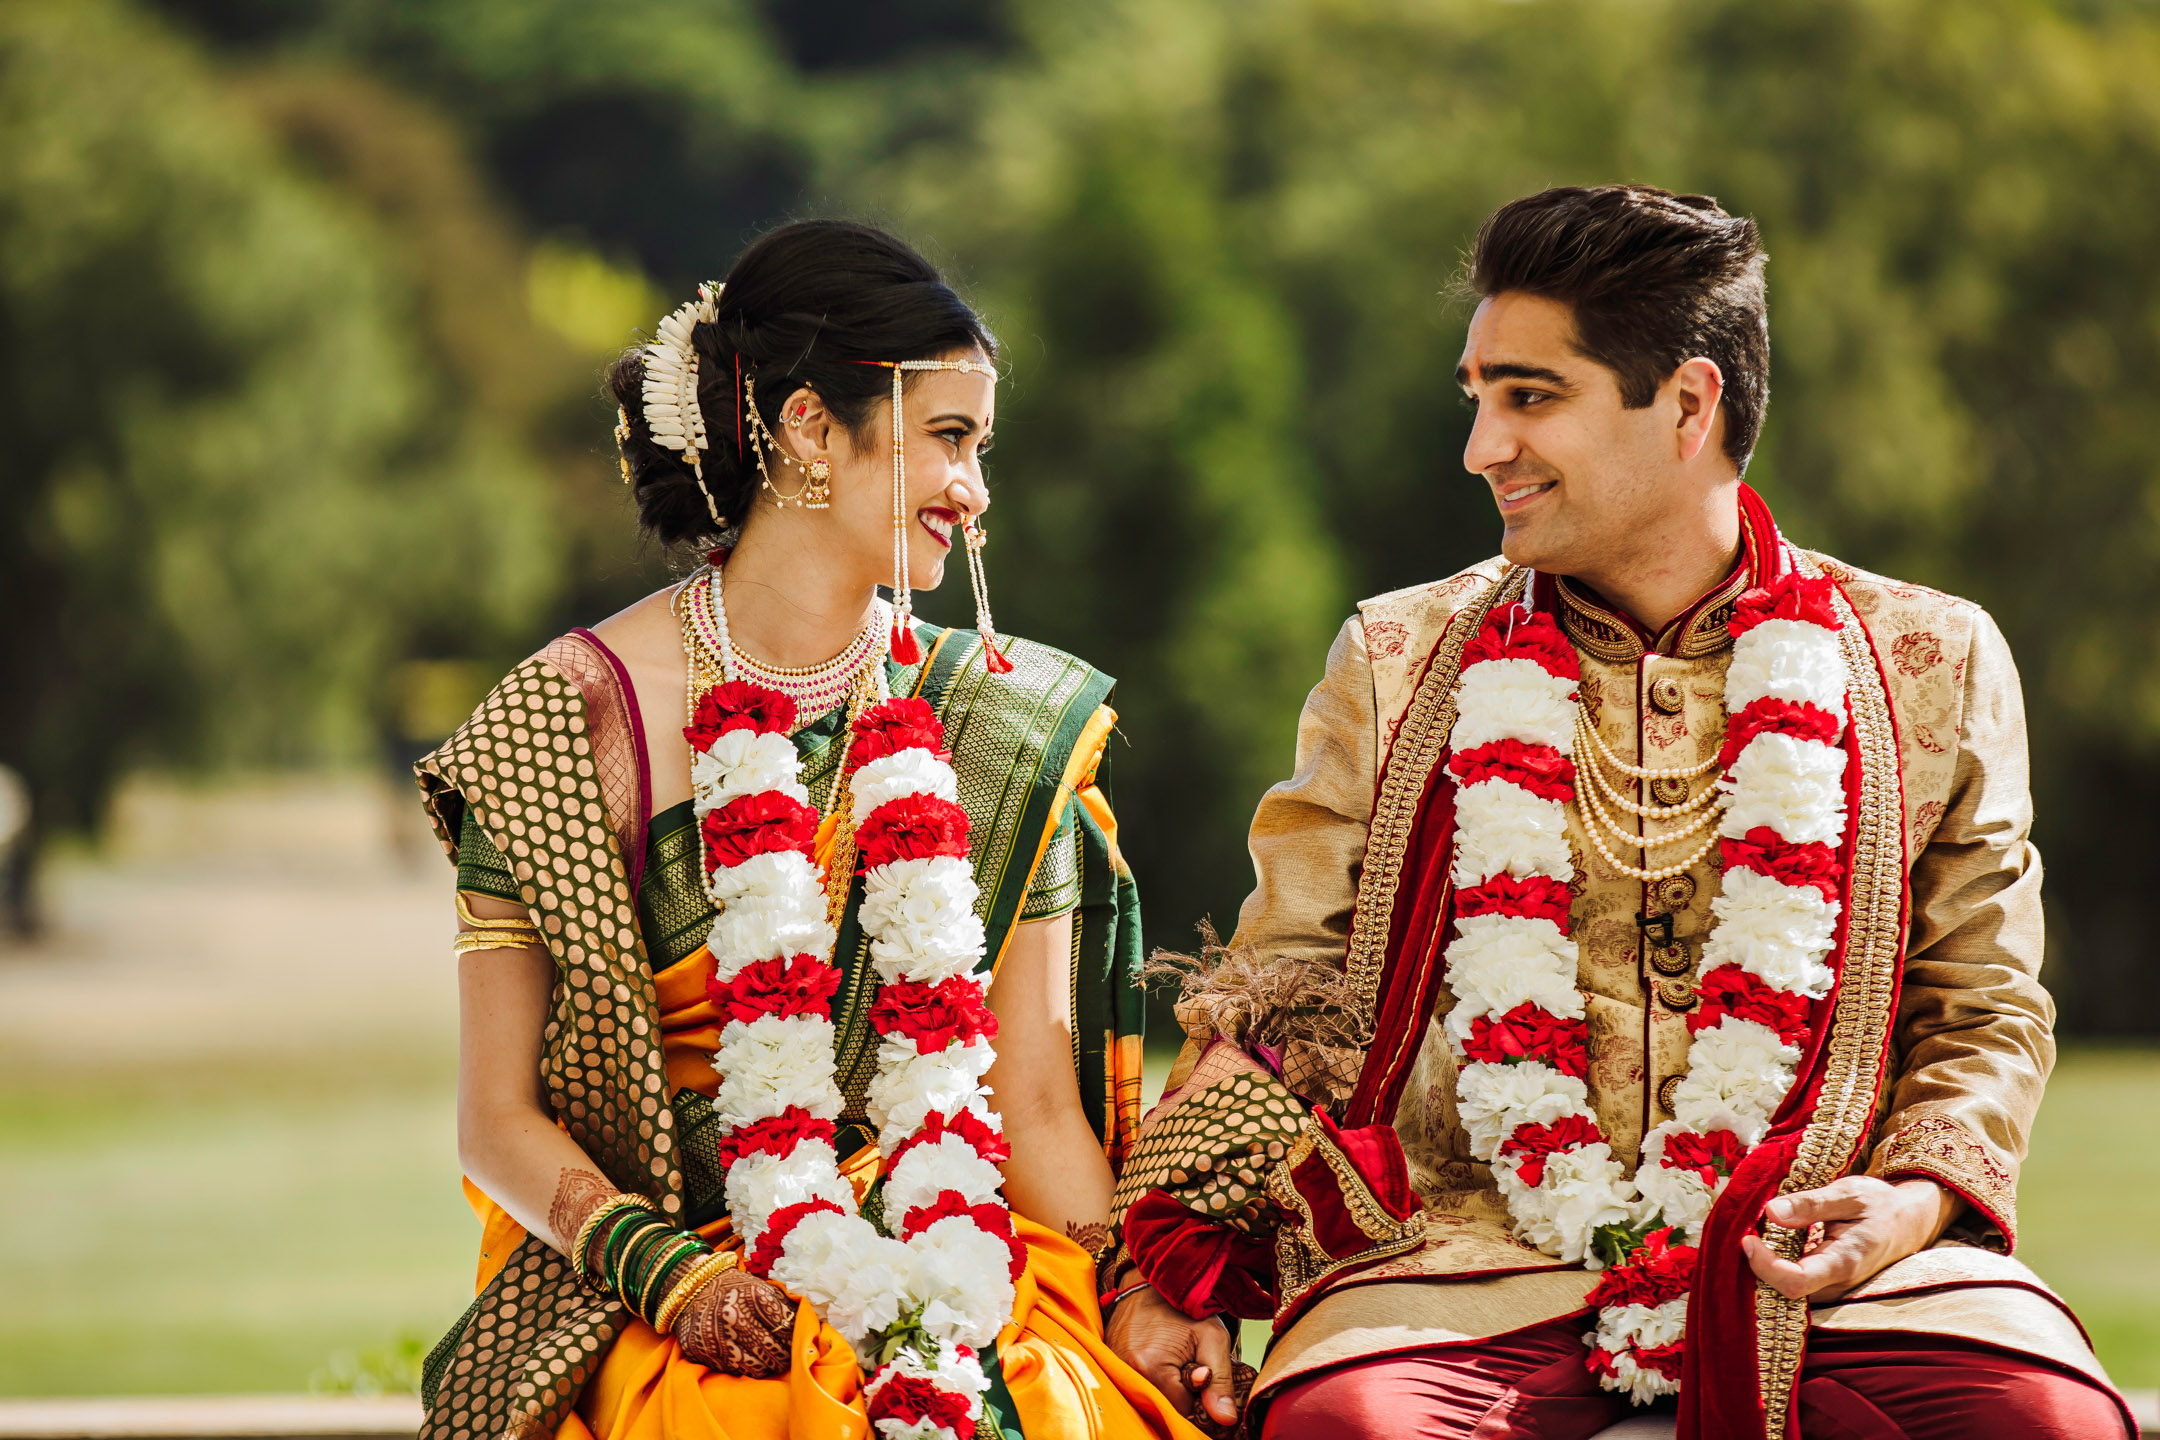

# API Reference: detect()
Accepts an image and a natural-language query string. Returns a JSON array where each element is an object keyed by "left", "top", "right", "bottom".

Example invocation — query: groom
[{"left": 1104, "top": 187, "right": 2131, "bottom": 1439}]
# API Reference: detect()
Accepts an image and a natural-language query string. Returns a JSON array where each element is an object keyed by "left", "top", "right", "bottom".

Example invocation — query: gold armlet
[
  {"left": 652, "top": 1248, "right": 738, "bottom": 1333},
  {"left": 453, "top": 928, "right": 543, "bottom": 953},
  {"left": 456, "top": 892, "right": 536, "bottom": 928},
  {"left": 570, "top": 1194, "right": 658, "bottom": 1285}
]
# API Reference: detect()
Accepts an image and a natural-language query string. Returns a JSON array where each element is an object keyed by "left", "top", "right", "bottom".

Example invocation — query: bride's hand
[{"left": 672, "top": 1266, "right": 797, "bottom": 1377}]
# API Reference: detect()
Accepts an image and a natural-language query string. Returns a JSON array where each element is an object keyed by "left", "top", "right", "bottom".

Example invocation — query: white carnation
[
  {"left": 1719, "top": 732, "right": 1847, "bottom": 848},
  {"left": 712, "top": 1013, "right": 843, "bottom": 1129},
  {"left": 770, "top": 1212, "right": 915, "bottom": 1351},
  {"left": 691, "top": 729, "right": 808, "bottom": 814},
  {"left": 1451, "top": 659, "right": 1579, "bottom": 753},
  {"left": 1589, "top": 1297, "right": 1690, "bottom": 1404},
  {"left": 1700, "top": 866, "right": 1838, "bottom": 999},
  {"left": 851, "top": 749, "right": 959, "bottom": 823},
  {"left": 1495, "top": 1141, "right": 1636, "bottom": 1262},
  {"left": 871, "top": 1421, "right": 953, "bottom": 1440},
  {"left": 1442, "top": 915, "right": 1583, "bottom": 1048},
  {"left": 861, "top": 856, "right": 986, "bottom": 985},
  {"left": 868, "top": 1037, "right": 997, "bottom": 1150},
  {"left": 1726, "top": 619, "right": 1847, "bottom": 718},
  {"left": 906, "top": 1214, "right": 1017, "bottom": 1349},
  {"left": 1635, "top": 1123, "right": 1721, "bottom": 1241},
  {"left": 1451, "top": 781, "right": 1573, "bottom": 886},
  {"left": 723, "top": 1144, "right": 853, "bottom": 1250},
  {"left": 886, "top": 1133, "right": 1007, "bottom": 1217},
  {"left": 1455, "top": 1060, "right": 1591, "bottom": 1160},
  {"left": 1670, "top": 1018, "right": 1798, "bottom": 1141},
  {"left": 707, "top": 891, "right": 836, "bottom": 971}
]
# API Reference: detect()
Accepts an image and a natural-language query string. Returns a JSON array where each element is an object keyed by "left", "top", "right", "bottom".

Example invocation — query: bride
[{"left": 416, "top": 220, "right": 1205, "bottom": 1440}]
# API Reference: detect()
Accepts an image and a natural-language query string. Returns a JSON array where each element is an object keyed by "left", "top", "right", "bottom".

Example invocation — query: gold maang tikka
[{"left": 742, "top": 369, "right": 832, "bottom": 509}]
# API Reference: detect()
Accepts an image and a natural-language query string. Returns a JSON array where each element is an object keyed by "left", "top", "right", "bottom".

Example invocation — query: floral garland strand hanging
[
  {"left": 687, "top": 668, "right": 1019, "bottom": 1440},
  {"left": 1437, "top": 568, "right": 1851, "bottom": 1404}
]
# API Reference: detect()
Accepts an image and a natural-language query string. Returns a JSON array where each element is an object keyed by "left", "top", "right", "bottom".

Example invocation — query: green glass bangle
[
  {"left": 617, "top": 1222, "right": 685, "bottom": 1305},
  {"left": 599, "top": 1214, "right": 672, "bottom": 1299}
]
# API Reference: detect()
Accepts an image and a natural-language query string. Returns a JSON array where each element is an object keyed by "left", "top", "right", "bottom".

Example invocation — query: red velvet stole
[{"left": 1340, "top": 486, "right": 1912, "bottom": 1440}]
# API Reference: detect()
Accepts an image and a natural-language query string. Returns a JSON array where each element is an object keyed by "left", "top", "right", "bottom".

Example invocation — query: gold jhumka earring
[{"left": 860, "top": 357, "right": 1007, "bottom": 671}]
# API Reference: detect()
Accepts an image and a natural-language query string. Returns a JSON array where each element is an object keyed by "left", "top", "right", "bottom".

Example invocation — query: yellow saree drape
[{"left": 461, "top": 948, "right": 1203, "bottom": 1440}]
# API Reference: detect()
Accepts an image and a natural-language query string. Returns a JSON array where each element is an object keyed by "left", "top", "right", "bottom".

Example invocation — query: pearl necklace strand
[{"left": 1569, "top": 711, "right": 1729, "bottom": 884}]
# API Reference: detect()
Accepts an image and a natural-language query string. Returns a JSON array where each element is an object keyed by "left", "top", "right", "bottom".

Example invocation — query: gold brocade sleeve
[
  {"left": 1868, "top": 609, "right": 2052, "bottom": 1246},
  {"left": 1230, "top": 615, "right": 1379, "bottom": 974}
]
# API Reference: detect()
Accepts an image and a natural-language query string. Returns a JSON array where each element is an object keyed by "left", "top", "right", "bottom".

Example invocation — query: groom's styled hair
[{"left": 1467, "top": 185, "right": 1770, "bottom": 468}]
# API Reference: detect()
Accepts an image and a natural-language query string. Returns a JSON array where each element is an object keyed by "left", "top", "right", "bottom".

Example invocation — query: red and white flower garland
[
  {"left": 1439, "top": 570, "right": 1849, "bottom": 1404},
  {"left": 689, "top": 675, "right": 1020, "bottom": 1440}
]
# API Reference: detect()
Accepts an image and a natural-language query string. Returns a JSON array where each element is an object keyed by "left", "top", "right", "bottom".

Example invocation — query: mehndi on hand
[{"left": 672, "top": 1265, "right": 797, "bottom": 1377}]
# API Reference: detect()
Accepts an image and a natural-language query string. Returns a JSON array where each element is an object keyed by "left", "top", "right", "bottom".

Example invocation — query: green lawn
[{"left": 0, "top": 1044, "right": 2152, "bottom": 1394}]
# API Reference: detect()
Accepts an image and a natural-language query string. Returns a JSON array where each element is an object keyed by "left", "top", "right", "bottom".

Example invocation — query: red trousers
[{"left": 1258, "top": 1316, "right": 2132, "bottom": 1440}]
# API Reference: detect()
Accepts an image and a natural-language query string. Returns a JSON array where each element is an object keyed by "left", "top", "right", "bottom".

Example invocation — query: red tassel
[
  {"left": 890, "top": 621, "right": 922, "bottom": 665},
  {"left": 982, "top": 637, "right": 1014, "bottom": 674}
]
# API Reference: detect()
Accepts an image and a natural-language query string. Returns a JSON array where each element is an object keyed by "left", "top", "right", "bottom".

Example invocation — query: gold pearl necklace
[{"left": 1570, "top": 715, "right": 1728, "bottom": 883}]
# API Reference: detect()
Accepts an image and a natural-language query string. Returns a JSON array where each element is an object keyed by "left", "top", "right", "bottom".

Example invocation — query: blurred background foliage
[{"left": 5, "top": 0, "right": 2159, "bottom": 1032}]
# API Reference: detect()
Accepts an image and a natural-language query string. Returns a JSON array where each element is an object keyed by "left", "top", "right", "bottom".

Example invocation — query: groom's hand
[
  {"left": 1106, "top": 1283, "right": 1240, "bottom": 1431},
  {"left": 1743, "top": 1175, "right": 1960, "bottom": 1302}
]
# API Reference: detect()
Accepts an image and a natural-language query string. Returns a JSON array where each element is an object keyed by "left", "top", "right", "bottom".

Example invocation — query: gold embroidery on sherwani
[
  {"left": 1747, "top": 555, "right": 1908, "bottom": 1440},
  {"left": 1345, "top": 569, "right": 1521, "bottom": 1026}
]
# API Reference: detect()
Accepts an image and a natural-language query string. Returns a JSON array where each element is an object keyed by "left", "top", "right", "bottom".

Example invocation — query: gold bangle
[
  {"left": 570, "top": 1194, "right": 657, "bottom": 1284},
  {"left": 454, "top": 928, "right": 543, "bottom": 953},
  {"left": 652, "top": 1248, "right": 739, "bottom": 1334}
]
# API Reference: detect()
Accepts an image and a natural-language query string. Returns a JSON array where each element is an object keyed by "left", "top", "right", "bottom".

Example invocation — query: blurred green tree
[
  {"left": 884, "top": 0, "right": 2160, "bottom": 1028},
  {"left": 0, "top": 0, "right": 567, "bottom": 924}
]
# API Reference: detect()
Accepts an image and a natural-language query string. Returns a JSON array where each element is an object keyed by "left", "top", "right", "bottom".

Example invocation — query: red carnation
[
  {"left": 856, "top": 793, "right": 971, "bottom": 870},
  {"left": 1497, "top": 1112, "right": 1603, "bottom": 1189},
  {"left": 848, "top": 696, "right": 947, "bottom": 769},
  {"left": 1718, "top": 697, "right": 1843, "bottom": 770},
  {"left": 1463, "top": 1003, "right": 1590, "bottom": 1079},
  {"left": 1584, "top": 1345, "right": 1621, "bottom": 1382},
  {"left": 1658, "top": 1127, "right": 1749, "bottom": 1189},
  {"left": 700, "top": 792, "right": 820, "bottom": 874},
  {"left": 1448, "top": 738, "right": 1577, "bottom": 802},
  {"left": 870, "top": 976, "right": 999, "bottom": 1053},
  {"left": 744, "top": 1197, "right": 845, "bottom": 1277},
  {"left": 889, "top": 1107, "right": 1011, "bottom": 1168},
  {"left": 899, "top": 1189, "right": 1027, "bottom": 1281},
  {"left": 1720, "top": 827, "right": 1843, "bottom": 903},
  {"left": 1455, "top": 873, "right": 1573, "bottom": 928},
  {"left": 1729, "top": 574, "right": 1840, "bottom": 637},
  {"left": 714, "top": 1106, "right": 837, "bottom": 1170},
  {"left": 685, "top": 680, "right": 797, "bottom": 750},
  {"left": 867, "top": 1374, "right": 973, "bottom": 1434},
  {"left": 1463, "top": 609, "right": 1580, "bottom": 681},
  {"left": 707, "top": 954, "right": 842, "bottom": 1024},
  {"left": 1690, "top": 964, "right": 1814, "bottom": 1047},
  {"left": 1584, "top": 1225, "right": 1698, "bottom": 1309},
  {"left": 1632, "top": 1341, "right": 1686, "bottom": 1379}
]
